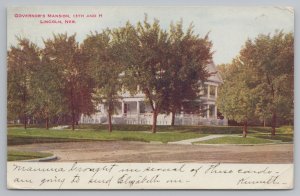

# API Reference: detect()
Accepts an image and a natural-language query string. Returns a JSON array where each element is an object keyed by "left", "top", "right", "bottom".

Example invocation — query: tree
[
  {"left": 217, "top": 60, "right": 257, "bottom": 137},
  {"left": 83, "top": 30, "right": 123, "bottom": 132},
  {"left": 107, "top": 18, "right": 169, "bottom": 133},
  {"left": 239, "top": 31, "right": 294, "bottom": 135},
  {"left": 7, "top": 38, "right": 40, "bottom": 129},
  {"left": 163, "top": 21, "right": 212, "bottom": 125},
  {"left": 117, "top": 18, "right": 212, "bottom": 131},
  {"left": 29, "top": 57, "right": 65, "bottom": 129},
  {"left": 43, "top": 33, "right": 94, "bottom": 130},
  {"left": 120, "top": 17, "right": 171, "bottom": 133}
]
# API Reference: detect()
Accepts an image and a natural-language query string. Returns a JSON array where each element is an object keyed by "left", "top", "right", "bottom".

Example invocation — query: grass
[
  {"left": 7, "top": 150, "right": 53, "bottom": 161},
  {"left": 7, "top": 125, "right": 293, "bottom": 145},
  {"left": 252, "top": 133, "right": 293, "bottom": 142},
  {"left": 8, "top": 127, "right": 207, "bottom": 144},
  {"left": 250, "top": 126, "right": 294, "bottom": 142},
  {"left": 9, "top": 123, "right": 273, "bottom": 134},
  {"left": 75, "top": 124, "right": 289, "bottom": 134},
  {"left": 7, "top": 136, "right": 93, "bottom": 146},
  {"left": 194, "top": 136, "right": 276, "bottom": 145}
]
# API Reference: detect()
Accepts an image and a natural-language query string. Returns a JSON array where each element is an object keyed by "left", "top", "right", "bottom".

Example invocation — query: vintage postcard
[{"left": 7, "top": 6, "right": 294, "bottom": 189}]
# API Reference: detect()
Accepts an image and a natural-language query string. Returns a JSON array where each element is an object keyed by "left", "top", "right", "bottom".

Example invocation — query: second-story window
[{"left": 210, "top": 85, "right": 216, "bottom": 98}]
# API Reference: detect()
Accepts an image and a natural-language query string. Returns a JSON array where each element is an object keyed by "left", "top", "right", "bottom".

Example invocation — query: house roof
[{"left": 206, "top": 62, "right": 223, "bottom": 83}]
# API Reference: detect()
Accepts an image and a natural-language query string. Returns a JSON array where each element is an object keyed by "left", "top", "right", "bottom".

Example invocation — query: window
[
  {"left": 209, "top": 105, "right": 215, "bottom": 118},
  {"left": 140, "top": 102, "right": 145, "bottom": 113},
  {"left": 199, "top": 105, "right": 206, "bottom": 118},
  {"left": 123, "top": 103, "right": 128, "bottom": 114},
  {"left": 210, "top": 85, "right": 216, "bottom": 97},
  {"left": 203, "top": 84, "right": 208, "bottom": 95}
]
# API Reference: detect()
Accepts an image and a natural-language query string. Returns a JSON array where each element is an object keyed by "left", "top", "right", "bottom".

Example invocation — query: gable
[{"left": 206, "top": 62, "right": 223, "bottom": 83}]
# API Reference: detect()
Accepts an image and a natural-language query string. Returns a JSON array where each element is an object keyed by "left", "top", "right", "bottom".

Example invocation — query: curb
[{"left": 21, "top": 155, "right": 58, "bottom": 162}]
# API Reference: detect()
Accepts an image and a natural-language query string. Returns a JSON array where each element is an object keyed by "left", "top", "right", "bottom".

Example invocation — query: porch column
[
  {"left": 207, "top": 104, "right": 210, "bottom": 119},
  {"left": 215, "top": 86, "right": 218, "bottom": 98},
  {"left": 215, "top": 105, "right": 218, "bottom": 118},
  {"left": 121, "top": 101, "right": 125, "bottom": 116},
  {"left": 137, "top": 101, "right": 140, "bottom": 124},
  {"left": 137, "top": 101, "right": 140, "bottom": 114},
  {"left": 207, "top": 85, "right": 210, "bottom": 99}
]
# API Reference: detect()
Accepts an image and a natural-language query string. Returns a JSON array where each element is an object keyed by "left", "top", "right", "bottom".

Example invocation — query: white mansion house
[{"left": 80, "top": 63, "right": 228, "bottom": 126}]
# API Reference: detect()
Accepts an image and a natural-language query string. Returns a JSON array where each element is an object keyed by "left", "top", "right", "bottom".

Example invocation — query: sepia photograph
[{"left": 6, "top": 6, "right": 294, "bottom": 189}]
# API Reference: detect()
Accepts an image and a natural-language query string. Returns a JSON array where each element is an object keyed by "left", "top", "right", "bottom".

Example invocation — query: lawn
[
  {"left": 252, "top": 134, "right": 293, "bottom": 142},
  {"left": 9, "top": 123, "right": 272, "bottom": 134},
  {"left": 194, "top": 136, "right": 277, "bottom": 145},
  {"left": 8, "top": 127, "right": 207, "bottom": 144},
  {"left": 251, "top": 126, "right": 293, "bottom": 142},
  {"left": 7, "top": 150, "right": 53, "bottom": 161},
  {"left": 73, "top": 124, "right": 277, "bottom": 134},
  {"left": 7, "top": 125, "right": 293, "bottom": 145}
]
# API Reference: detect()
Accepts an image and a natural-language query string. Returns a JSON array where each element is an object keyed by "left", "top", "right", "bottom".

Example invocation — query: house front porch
[{"left": 79, "top": 100, "right": 228, "bottom": 126}]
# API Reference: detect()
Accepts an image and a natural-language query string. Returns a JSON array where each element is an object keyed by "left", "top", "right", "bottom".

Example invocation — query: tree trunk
[
  {"left": 263, "top": 118, "right": 266, "bottom": 127},
  {"left": 46, "top": 116, "right": 49, "bottom": 130},
  {"left": 24, "top": 114, "right": 27, "bottom": 129},
  {"left": 70, "top": 85, "right": 75, "bottom": 131},
  {"left": 152, "top": 111, "right": 157, "bottom": 133},
  {"left": 271, "top": 111, "right": 277, "bottom": 136},
  {"left": 243, "top": 120, "right": 248, "bottom": 138},
  {"left": 71, "top": 111, "right": 75, "bottom": 131},
  {"left": 108, "top": 113, "right": 112, "bottom": 132},
  {"left": 23, "top": 86, "right": 27, "bottom": 129},
  {"left": 171, "top": 111, "right": 176, "bottom": 126}
]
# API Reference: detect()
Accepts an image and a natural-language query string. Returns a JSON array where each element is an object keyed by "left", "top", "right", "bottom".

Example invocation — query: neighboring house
[{"left": 80, "top": 63, "right": 228, "bottom": 126}]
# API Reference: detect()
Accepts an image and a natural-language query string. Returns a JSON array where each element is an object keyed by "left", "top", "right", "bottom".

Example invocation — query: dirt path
[{"left": 8, "top": 141, "right": 293, "bottom": 163}]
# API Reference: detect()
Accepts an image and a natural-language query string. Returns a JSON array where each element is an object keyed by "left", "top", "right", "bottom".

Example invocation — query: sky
[{"left": 7, "top": 6, "right": 294, "bottom": 65}]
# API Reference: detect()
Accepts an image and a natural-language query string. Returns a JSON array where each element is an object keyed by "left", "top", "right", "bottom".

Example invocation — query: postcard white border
[
  {"left": 7, "top": 162, "right": 294, "bottom": 189},
  {"left": 1, "top": 0, "right": 299, "bottom": 194}
]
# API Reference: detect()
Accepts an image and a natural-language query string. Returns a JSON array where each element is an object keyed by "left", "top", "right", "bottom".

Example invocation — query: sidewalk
[{"left": 168, "top": 135, "right": 228, "bottom": 145}]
